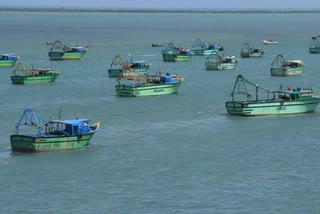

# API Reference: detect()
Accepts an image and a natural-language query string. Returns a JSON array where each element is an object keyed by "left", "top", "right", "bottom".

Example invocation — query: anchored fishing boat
[
  {"left": 11, "top": 62, "right": 61, "bottom": 84},
  {"left": 115, "top": 64, "right": 184, "bottom": 97},
  {"left": 0, "top": 54, "right": 19, "bottom": 67},
  {"left": 10, "top": 109, "right": 100, "bottom": 152},
  {"left": 226, "top": 75, "right": 320, "bottom": 116},
  {"left": 205, "top": 54, "right": 238, "bottom": 70},
  {"left": 309, "top": 36, "right": 320, "bottom": 54},
  {"left": 162, "top": 43, "right": 192, "bottom": 62},
  {"left": 191, "top": 38, "right": 223, "bottom": 56},
  {"left": 108, "top": 55, "right": 150, "bottom": 78},
  {"left": 152, "top": 43, "right": 162, "bottom": 47},
  {"left": 271, "top": 55, "right": 304, "bottom": 76},
  {"left": 240, "top": 43, "right": 265, "bottom": 58},
  {"left": 48, "top": 40, "right": 87, "bottom": 60},
  {"left": 263, "top": 40, "right": 278, "bottom": 45}
]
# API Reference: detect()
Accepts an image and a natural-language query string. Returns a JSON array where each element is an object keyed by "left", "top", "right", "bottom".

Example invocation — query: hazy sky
[{"left": 1, "top": 0, "right": 319, "bottom": 9}]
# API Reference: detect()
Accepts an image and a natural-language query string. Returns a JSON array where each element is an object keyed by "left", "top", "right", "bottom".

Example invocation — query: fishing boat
[
  {"left": 162, "top": 43, "right": 192, "bottom": 62},
  {"left": 10, "top": 108, "right": 100, "bottom": 152},
  {"left": 309, "top": 36, "right": 320, "bottom": 54},
  {"left": 240, "top": 43, "right": 265, "bottom": 58},
  {"left": 225, "top": 75, "right": 320, "bottom": 116},
  {"left": 11, "top": 62, "right": 61, "bottom": 84},
  {"left": 115, "top": 64, "right": 184, "bottom": 97},
  {"left": 205, "top": 54, "right": 238, "bottom": 70},
  {"left": 263, "top": 40, "right": 279, "bottom": 45},
  {"left": 191, "top": 38, "right": 223, "bottom": 56},
  {"left": 48, "top": 40, "right": 87, "bottom": 60},
  {"left": 152, "top": 43, "right": 162, "bottom": 47},
  {"left": 108, "top": 55, "right": 150, "bottom": 78},
  {"left": 0, "top": 54, "right": 19, "bottom": 67},
  {"left": 271, "top": 55, "right": 304, "bottom": 76}
]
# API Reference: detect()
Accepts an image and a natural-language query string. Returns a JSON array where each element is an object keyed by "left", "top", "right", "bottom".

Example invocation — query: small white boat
[{"left": 263, "top": 40, "right": 279, "bottom": 45}]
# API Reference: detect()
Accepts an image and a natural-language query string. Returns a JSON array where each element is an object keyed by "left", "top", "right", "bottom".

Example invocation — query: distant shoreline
[{"left": 0, "top": 7, "right": 319, "bottom": 13}]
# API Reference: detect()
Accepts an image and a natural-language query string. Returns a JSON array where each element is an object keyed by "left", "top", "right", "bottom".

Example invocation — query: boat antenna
[{"left": 58, "top": 106, "right": 62, "bottom": 122}]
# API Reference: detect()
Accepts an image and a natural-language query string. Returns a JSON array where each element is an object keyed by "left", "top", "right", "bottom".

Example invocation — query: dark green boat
[
  {"left": 48, "top": 40, "right": 87, "bottom": 60},
  {"left": 11, "top": 109, "right": 100, "bottom": 152},
  {"left": 240, "top": 43, "right": 265, "bottom": 58},
  {"left": 162, "top": 43, "right": 192, "bottom": 62},
  {"left": 226, "top": 75, "right": 320, "bottom": 116},
  {"left": 11, "top": 62, "right": 61, "bottom": 84}
]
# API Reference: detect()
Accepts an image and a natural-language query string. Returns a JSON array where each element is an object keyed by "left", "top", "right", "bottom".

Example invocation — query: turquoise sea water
[{"left": 0, "top": 12, "right": 319, "bottom": 213}]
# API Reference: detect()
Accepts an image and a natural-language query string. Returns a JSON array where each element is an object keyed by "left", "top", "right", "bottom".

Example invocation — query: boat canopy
[
  {"left": 1, "top": 54, "right": 19, "bottom": 61},
  {"left": 164, "top": 75, "right": 179, "bottom": 83},
  {"left": 70, "top": 47, "right": 87, "bottom": 53},
  {"left": 131, "top": 60, "right": 147, "bottom": 64},
  {"left": 58, "top": 119, "right": 89, "bottom": 126},
  {"left": 287, "top": 60, "right": 304, "bottom": 66}
]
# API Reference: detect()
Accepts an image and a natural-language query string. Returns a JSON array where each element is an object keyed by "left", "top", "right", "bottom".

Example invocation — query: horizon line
[{"left": 0, "top": 7, "right": 319, "bottom": 13}]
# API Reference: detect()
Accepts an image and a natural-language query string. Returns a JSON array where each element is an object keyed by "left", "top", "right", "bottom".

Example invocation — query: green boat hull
[
  {"left": 0, "top": 60, "right": 17, "bottom": 67},
  {"left": 162, "top": 53, "right": 176, "bottom": 62},
  {"left": 49, "top": 52, "right": 85, "bottom": 60},
  {"left": 309, "top": 47, "right": 320, "bottom": 53},
  {"left": 11, "top": 74, "right": 59, "bottom": 84},
  {"left": 174, "top": 55, "right": 191, "bottom": 62},
  {"left": 271, "top": 67, "right": 303, "bottom": 76},
  {"left": 162, "top": 53, "right": 191, "bottom": 62},
  {"left": 115, "top": 82, "right": 181, "bottom": 97},
  {"left": 226, "top": 99, "right": 320, "bottom": 116},
  {"left": 205, "top": 62, "right": 236, "bottom": 70},
  {"left": 10, "top": 133, "right": 95, "bottom": 152}
]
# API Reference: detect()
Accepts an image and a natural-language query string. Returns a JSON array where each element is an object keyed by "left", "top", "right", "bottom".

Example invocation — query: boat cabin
[
  {"left": 252, "top": 48, "right": 263, "bottom": 53},
  {"left": 68, "top": 47, "right": 87, "bottom": 53},
  {"left": 178, "top": 49, "right": 192, "bottom": 56},
  {"left": 146, "top": 74, "right": 179, "bottom": 85},
  {"left": 283, "top": 60, "right": 304, "bottom": 68},
  {"left": 129, "top": 60, "right": 150, "bottom": 69},
  {"left": 0, "top": 54, "right": 19, "bottom": 61},
  {"left": 46, "top": 119, "right": 93, "bottom": 136},
  {"left": 277, "top": 87, "right": 314, "bottom": 101}
]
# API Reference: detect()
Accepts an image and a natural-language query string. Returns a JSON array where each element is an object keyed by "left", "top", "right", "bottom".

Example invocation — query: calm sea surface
[{"left": 0, "top": 12, "right": 319, "bottom": 213}]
